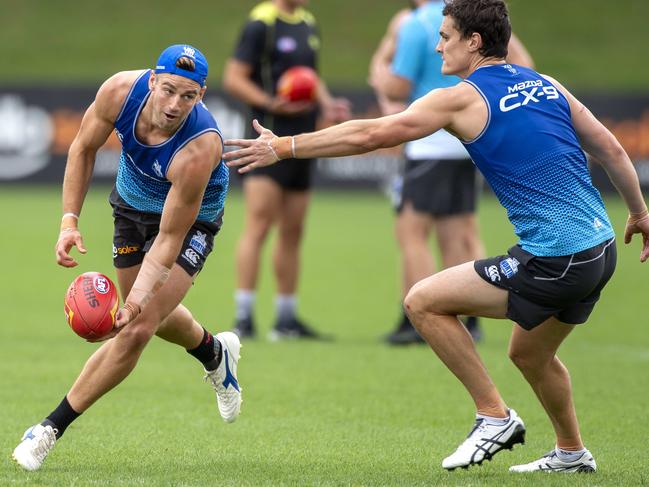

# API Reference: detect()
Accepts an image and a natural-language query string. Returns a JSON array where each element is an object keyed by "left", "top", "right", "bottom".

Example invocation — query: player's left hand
[
  {"left": 225, "top": 119, "right": 281, "bottom": 173},
  {"left": 624, "top": 212, "right": 649, "bottom": 262}
]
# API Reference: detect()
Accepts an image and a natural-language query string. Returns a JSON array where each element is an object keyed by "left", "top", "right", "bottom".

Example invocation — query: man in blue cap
[{"left": 12, "top": 45, "right": 242, "bottom": 471}]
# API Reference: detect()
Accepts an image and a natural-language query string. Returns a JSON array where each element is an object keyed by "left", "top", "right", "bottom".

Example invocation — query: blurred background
[{"left": 1, "top": 0, "right": 649, "bottom": 187}]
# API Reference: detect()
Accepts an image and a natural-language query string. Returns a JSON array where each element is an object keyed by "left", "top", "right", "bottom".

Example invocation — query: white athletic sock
[
  {"left": 234, "top": 289, "right": 256, "bottom": 320},
  {"left": 276, "top": 294, "right": 297, "bottom": 321},
  {"left": 476, "top": 412, "right": 510, "bottom": 426},
  {"left": 555, "top": 447, "right": 587, "bottom": 462}
]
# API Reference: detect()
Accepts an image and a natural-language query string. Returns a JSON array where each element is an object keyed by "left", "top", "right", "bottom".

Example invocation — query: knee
[
  {"left": 278, "top": 220, "right": 305, "bottom": 246},
  {"left": 403, "top": 282, "right": 432, "bottom": 326},
  {"left": 117, "top": 320, "right": 157, "bottom": 352},
  {"left": 508, "top": 347, "right": 543, "bottom": 375}
]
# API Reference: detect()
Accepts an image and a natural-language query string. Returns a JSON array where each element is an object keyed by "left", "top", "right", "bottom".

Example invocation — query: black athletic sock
[
  {"left": 400, "top": 310, "right": 414, "bottom": 331},
  {"left": 42, "top": 396, "right": 81, "bottom": 439},
  {"left": 186, "top": 328, "right": 222, "bottom": 371}
]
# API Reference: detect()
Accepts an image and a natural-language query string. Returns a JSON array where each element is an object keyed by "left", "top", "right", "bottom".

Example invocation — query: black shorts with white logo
[
  {"left": 242, "top": 158, "right": 315, "bottom": 191},
  {"left": 397, "top": 158, "right": 478, "bottom": 216},
  {"left": 110, "top": 187, "right": 222, "bottom": 277},
  {"left": 474, "top": 238, "right": 616, "bottom": 330}
]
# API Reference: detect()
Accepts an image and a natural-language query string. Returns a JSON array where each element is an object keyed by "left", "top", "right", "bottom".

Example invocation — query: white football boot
[
  {"left": 12, "top": 424, "right": 58, "bottom": 471},
  {"left": 442, "top": 409, "right": 526, "bottom": 470},
  {"left": 509, "top": 448, "right": 596, "bottom": 473},
  {"left": 204, "top": 332, "right": 242, "bottom": 423}
]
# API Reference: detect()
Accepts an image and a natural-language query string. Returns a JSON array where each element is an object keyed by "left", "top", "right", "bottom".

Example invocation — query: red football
[
  {"left": 64, "top": 272, "right": 119, "bottom": 340},
  {"left": 277, "top": 66, "right": 319, "bottom": 102}
]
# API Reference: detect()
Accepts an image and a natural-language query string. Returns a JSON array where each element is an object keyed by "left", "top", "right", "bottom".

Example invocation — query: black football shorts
[
  {"left": 110, "top": 188, "right": 222, "bottom": 277},
  {"left": 397, "top": 158, "right": 479, "bottom": 216},
  {"left": 474, "top": 238, "right": 616, "bottom": 330}
]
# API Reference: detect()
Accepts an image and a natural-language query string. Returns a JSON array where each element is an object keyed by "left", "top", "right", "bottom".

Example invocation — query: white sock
[
  {"left": 555, "top": 447, "right": 586, "bottom": 462},
  {"left": 476, "top": 412, "right": 510, "bottom": 426},
  {"left": 234, "top": 289, "right": 256, "bottom": 320},
  {"left": 276, "top": 294, "right": 297, "bottom": 321}
]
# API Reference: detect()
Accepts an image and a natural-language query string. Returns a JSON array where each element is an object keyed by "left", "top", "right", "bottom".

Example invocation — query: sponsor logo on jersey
[
  {"left": 499, "top": 81, "right": 560, "bottom": 113},
  {"left": 485, "top": 265, "right": 501, "bottom": 282},
  {"left": 189, "top": 231, "right": 207, "bottom": 255},
  {"left": 499, "top": 257, "right": 520, "bottom": 279},
  {"left": 277, "top": 36, "right": 297, "bottom": 52},
  {"left": 182, "top": 248, "right": 200, "bottom": 267}
]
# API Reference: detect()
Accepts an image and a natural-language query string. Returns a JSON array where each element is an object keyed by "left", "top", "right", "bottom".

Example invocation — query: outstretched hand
[
  {"left": 55, "top": 228, "right": 87, "bottom": 267},
  {"left": 224, "top": 120, "right": 282, "bottom": 174},
  {"left": 624, "top": 213, "right": 649, "bottom": 262}
]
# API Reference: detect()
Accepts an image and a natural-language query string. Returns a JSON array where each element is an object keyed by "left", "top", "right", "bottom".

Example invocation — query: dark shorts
[
  {"left": 474, "top": 238, "right": 617, "bottom": 330},
  {"left": 396, "top": 158, "right": 478, "bottom": 216},
  {"left": 110, "top": 188, "right": 222, "bottom": 277},
  {"left": 242, "top": 158, "right": 315, "bottom": 191}
]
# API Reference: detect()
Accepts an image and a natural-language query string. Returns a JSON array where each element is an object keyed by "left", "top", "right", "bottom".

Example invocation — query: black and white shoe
[
  {"left": 232, "top": 317, "right": 255, "bottom": 339},
  {"left": 269, "top": 317, "right": 332, "bottom": 341},
  {"left": 509, "top": 448, "right": 596, "bottom": 473},
  {"left": 442, "top": 409, "right": 526, "bottom": 470}
]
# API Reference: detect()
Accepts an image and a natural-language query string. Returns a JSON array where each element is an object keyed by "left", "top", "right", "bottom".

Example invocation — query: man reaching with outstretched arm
[{"left": 225, "top": 0, "right": 649, "bottom": 473}]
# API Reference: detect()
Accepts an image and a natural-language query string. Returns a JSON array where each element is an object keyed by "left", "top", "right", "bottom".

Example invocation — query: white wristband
[
  {"left": 291, "top": 136, "right": 297, "bottom": 158},
  {"left": 62, "top": 212, "right": 79, "bottom": 220}
]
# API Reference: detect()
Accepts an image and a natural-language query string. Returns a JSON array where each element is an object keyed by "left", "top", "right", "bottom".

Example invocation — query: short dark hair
[
  {"left": 442, "top": 0, "right": 511, "bottom": 59},
  {"left": 176, "top": 56, "right": 196, "bottom": 71}
]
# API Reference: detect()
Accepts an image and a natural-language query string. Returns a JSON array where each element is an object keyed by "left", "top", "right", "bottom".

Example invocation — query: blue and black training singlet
[
  {"left": 113, "top": 70, "right": 229, "bottom": 222},
  {"left": 462, "top": 64, "right": 614, "bottom": 256}
]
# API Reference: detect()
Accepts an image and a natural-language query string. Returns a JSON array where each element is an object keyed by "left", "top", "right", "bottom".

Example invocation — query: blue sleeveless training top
[
  {"left": 462, "top": 64, "right": 614, "bottom": 256},
  {"left": 114, "top": 70, "right": 229, "bottom": 222}
]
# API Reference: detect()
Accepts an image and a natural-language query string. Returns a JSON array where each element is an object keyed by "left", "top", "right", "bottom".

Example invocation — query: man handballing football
[
  {"left": 225, "top": 0, "right": 649, "bottom": 473},
  {"left": 12, "top": 45, "right": 242, "bottom": 471}
]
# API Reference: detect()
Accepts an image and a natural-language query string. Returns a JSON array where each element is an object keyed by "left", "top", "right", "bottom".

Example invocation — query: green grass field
[{"left": 1, "top": 187, "right": 648, "bottom": 486}]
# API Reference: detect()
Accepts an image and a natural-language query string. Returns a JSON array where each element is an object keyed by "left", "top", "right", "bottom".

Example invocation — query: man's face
[
  {"left": 148, "top": 73, "right": 205, "bottom": 132},
  {"left": 436, "top": 16, "right": 471, "bottom": 76}
]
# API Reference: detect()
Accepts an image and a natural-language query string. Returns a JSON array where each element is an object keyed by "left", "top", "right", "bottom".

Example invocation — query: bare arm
[
  {"left": 507, "top": 33, "right": 535, "bottom": 68},
  {"left": 369, "top": 9, "right": 412, "bottom": 106},
  {"left": 545, "top": 75, "right": 649, "bottom": 261},
  {"left": 56, "top": 72, "right": 136, "bottom": 267},
  {"left": 115, "top": 133, "right": 223, "bottom": 328},
  {"left": 224, "top": 86, "right": 466, "bottom": 170},
  {"left": 223, "top": 58, "right": 314, "bottom": 116}
]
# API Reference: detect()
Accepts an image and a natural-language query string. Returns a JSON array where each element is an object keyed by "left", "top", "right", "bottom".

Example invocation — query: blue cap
[{"left": 155, "top": 44, "right": 208, "bottom": 87}]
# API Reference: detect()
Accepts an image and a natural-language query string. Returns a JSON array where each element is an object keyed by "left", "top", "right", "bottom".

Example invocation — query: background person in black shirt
[{"left": 223, "top": 0, "right": 350, "bottom": 340}]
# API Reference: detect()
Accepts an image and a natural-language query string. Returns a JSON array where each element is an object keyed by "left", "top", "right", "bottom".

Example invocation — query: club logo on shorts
[
  {"left": 189, "top": 231, "right": 207, "bottom": 255},
  {"left": 485, "top": 265, "right": 501, "bottom": 282},
  {"left": 499, "top": 257, "right": 520, "bottom": 279},
  {"left": 182, "top": 248, "right": 200, "bottom": 267}
]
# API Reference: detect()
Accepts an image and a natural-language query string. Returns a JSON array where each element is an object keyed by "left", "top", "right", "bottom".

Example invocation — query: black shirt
[{"left": 233, "top": 1, "right": 320, "bottom": 136}]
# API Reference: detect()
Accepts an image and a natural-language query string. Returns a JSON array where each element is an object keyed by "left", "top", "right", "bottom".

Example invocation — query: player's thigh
[
  {"left": 278, "top": 189, "right": 311, "bottom": 233},
  {"left": 406, "top": 261, "right": 508, "bottom": 318},
  {"left": 508, "top": 317, "right": 574, "bottom": 367},
  {"left": 396, "top": 201, "right": 434, "bottom": 241},
  {"left": 242, "top": 176, "right": 283, "bottom": 225}
]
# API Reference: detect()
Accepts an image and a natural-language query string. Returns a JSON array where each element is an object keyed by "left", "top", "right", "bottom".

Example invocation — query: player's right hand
[
  {"left": 624, "top": 212, "right": 649, "bottom": 263},
  {"left": 55, "top": 228, "right": 87, "bottom": 267}
]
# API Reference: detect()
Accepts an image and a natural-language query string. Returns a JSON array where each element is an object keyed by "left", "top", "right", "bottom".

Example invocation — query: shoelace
[{"left": 32, "top": 428, "right": 58, "bottom": 462}]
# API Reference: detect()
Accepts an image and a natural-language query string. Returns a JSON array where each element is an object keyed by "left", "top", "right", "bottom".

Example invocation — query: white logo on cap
[{"left": 182, "top": 46, "right": 196, "bottom": 59}]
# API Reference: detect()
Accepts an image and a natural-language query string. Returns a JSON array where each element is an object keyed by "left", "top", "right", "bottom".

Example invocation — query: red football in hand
[
  {"left": 277, "top": 66, "right": 319, "bottom": 102},
  {"left": 64, "top": 272, "right": 119, "bottom": 340}
]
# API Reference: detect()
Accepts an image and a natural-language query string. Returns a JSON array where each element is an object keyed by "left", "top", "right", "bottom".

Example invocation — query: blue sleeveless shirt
[
  {"left": 114, "top": 70, "right": 229, "bottom": 222},
  {"left": 462, "top": 64, "right": 614, "bottom": 256}
]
